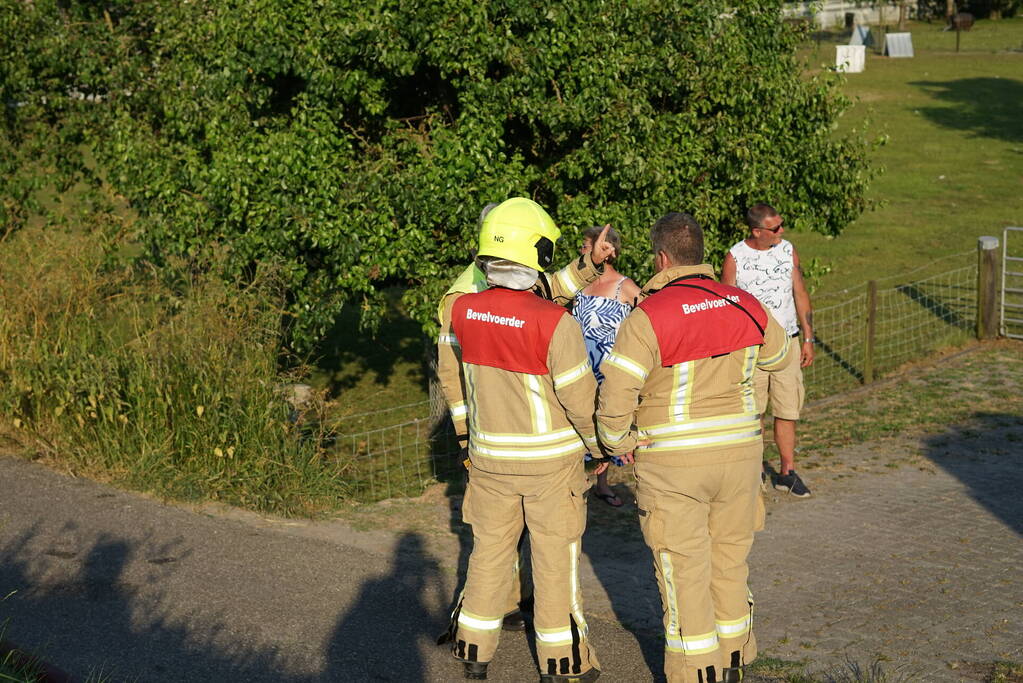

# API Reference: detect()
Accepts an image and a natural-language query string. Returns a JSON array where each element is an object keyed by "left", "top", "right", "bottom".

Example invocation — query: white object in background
[
  {"left": 836, "top": 45, "right": 866, "bottom": 73},
  {"left": 849, "top": 25, "right": 873, "bottom": 47},
  {"left": 884, "top": 32, "right": 915, "bottom": 58}
]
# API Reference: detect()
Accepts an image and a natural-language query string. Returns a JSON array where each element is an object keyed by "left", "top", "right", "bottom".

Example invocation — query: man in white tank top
[{"left": 722, "top": 204, "right": 815, "bottom": 498}]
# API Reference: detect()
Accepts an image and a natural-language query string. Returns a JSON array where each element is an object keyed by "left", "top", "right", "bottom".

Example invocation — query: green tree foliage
[{"left": 2, "top": 0, "right": 873, "bottom": 344}]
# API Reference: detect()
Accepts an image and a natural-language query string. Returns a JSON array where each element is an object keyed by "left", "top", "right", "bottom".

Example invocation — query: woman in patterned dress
[{"left": 572, "top": 225, "right": 641, "bottom": 507}]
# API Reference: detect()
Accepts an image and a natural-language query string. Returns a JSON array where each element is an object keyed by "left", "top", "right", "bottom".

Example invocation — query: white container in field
[
  {"left": 836, "top": 45, "right": 866, "bottom": 73},
  {"left": 884, "top": 32, "right": 915, "bottom": 58}
]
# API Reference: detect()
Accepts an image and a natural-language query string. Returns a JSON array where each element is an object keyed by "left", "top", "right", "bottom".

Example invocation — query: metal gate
[{"left": 1002, "top": 227, "right": 1023, "bottom": 339}]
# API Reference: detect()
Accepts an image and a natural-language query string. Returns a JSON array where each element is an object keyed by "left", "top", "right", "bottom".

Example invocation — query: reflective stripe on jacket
[{"left": 451, "top": 289, "right": 598, "bottom": 475}]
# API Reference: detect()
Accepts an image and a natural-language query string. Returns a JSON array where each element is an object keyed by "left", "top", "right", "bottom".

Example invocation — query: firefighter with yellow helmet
[
  {"left": 440, "top": 197, "right": 604, "bottom": 682},
  {"left": 437, "top": 201, "right": 615, "bottom": 633}
]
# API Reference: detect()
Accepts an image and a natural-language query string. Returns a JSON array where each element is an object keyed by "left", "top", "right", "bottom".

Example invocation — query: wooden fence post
[
  {"left": 863, "top": 280, "right": 878, "bottom": 384},
  {"left": 976, "top": 236, "right": 1000, "bottom": 340}
]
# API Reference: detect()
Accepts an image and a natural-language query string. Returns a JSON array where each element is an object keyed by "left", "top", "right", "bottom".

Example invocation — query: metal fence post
[
  {"left": 863, "top": 280, "right": 878, "bottom": 384},
  {"left": 976, "top": 236, "right": 999, "bottom": 340}
]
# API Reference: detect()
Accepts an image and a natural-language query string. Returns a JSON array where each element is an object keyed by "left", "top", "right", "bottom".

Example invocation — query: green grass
[
  {"left": 990, "top": 660, "right": 1023, "bottom": 683},
  {"left": 0, "top": 655, "right": 42, "bottom": 683},
  {"left": 791, "top": 18, "right": 1023, "bottom": 295},
  {"left": 793, "top": 343, "right": 1023, "bottom": 474},
  {"left": 0, "top": 613, "right": 45, "bottom": 683},
  {"left": 310, "top": 288, "right": 432, "bottom": 432},
  {"left": 0, "top": 223, "right": 351, "bottom": 516}
]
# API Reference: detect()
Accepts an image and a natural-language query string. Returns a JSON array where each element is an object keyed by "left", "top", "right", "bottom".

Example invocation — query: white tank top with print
[{"left": 728, "top": 239, "right": 799, "bottom": 336}]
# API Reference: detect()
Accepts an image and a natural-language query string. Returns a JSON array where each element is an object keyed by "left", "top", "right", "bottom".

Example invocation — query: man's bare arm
[
  {"left": 721, "top": 252, "right": 737, "bottom": 286},
  {"left": 791, "top": 248, "right": 815, "bottom": 368}
]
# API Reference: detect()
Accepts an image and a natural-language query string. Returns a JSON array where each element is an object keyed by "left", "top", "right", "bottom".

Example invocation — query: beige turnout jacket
[
  {"left": 437, "top": 254, "right": 602, "bottom": 441},
  {"left": 597, "top": 264, "right": 793, "bottom": 467},
  {"left": 451, "top": 311, "right": 599, "bottom": 475}
]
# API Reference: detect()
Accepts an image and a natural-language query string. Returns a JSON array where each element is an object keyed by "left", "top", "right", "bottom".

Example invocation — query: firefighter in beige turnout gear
[
  {"left": 437, "top": 205, "right": 614, "bottom": 631},
  {"left": 597, "top": 213, "right": 792, "bottom": 683},
  {"left": 441, "top": 197, "right": 604, "bottom": 682}
]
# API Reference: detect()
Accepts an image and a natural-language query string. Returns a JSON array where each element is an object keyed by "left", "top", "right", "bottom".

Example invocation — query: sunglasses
[{"left": 756, "top": 220, "right": 783, "bottom": 233}]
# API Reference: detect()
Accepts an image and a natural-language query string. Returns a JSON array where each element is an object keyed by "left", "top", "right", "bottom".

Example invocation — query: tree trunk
[{"left": 946, "top": 0, "right": 955, "bottom": 21}]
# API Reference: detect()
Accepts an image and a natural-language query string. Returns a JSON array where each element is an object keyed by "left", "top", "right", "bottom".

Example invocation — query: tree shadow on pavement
[
  {"left": 0, "top": 526, "right": 292, "bottom": 682},
  {"left": 921, "top": 411, "right": 1023, "bottom": 536},
  {"left": 910, "top": 78, "right": 1023, "bottom": 143},
  {"left": 322, "top": 532, "right": 447, "bottom": 682}
]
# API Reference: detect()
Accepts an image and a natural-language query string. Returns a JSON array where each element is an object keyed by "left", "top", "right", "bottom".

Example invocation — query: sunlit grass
[{"left": 791, "top": 18, "right": 1023, "bottom": 295}]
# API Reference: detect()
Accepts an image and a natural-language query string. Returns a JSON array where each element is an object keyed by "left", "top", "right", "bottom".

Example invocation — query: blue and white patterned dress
[{"left": 572, "top": 277, "right": 632, "bottom": 465}]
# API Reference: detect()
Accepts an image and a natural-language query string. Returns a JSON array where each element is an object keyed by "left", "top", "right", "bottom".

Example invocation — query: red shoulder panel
[
  {"left": 638, "top": 279, "right": 768, "bottom": 366},
  {"left": 452, "top": 288, "right": 567, "bottom": 375}
]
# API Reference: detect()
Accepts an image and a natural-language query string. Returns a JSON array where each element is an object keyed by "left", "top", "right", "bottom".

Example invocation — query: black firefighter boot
[
  {"left": 463, "top": 661, "right": 489, "bottom": 680},
  {"left": 721, "top": 666, "right": 744, "bottom": 682},
  {"left": 539, "top": 668, "right": 600, "bottom": 683}
]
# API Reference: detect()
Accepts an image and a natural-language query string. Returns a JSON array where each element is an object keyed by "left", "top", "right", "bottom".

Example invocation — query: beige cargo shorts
[{"left": 754, "top": 336, "right": 804, "bottom": 420}]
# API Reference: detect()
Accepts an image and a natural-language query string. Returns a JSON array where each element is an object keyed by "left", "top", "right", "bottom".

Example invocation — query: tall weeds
[{"left": 0, "top": 226, "right": 347, "bottom": 515}]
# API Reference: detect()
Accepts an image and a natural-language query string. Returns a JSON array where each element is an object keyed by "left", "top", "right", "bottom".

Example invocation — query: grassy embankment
[{"left": 0, "top": 223, "right": 349, "bottom": 516}]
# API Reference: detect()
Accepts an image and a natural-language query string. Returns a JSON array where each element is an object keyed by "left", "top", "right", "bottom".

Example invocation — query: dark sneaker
[
  {"left": 539, "top": 668, "right": 600, "bottom": 683},
  {"left": 774, "top": 471, "right": 811, "bottom": 498},
  {"left": 463, "top": 661, "right": 489, "bottom": 679},
  {"left": 501, "top": 610, "right": 527, "bottom": 631}
]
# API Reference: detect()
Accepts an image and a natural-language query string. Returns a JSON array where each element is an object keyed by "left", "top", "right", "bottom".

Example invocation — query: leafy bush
[
  {"left": 0, "top": 222, "right": 347, "bottom": 515},
  {"left": 2, "top": 0, "right": 874, "bottom": 345}
]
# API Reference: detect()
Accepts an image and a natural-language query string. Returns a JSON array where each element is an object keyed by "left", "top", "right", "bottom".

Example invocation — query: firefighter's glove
[{"left": 456, "top": 435, "right": 470, "bottom": 471}]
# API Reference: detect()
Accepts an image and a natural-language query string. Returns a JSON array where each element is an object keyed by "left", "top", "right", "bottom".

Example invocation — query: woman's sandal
[{"left": 593, "top": 490, "right": 623, "bottom": 508}]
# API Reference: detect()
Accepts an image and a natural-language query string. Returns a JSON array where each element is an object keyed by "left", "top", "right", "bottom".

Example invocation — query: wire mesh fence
[
  {"left": 338, "top": 250, "right": 982, "bottom": 500},
  {"left": 330, "top": 410, "right": 462, "bottom": 503},
  {"left": 807, "top": 254, "right": 978, "bottom": 397},
  {"left": 806, "top": 252, "right": 977, "bottom": 398}
]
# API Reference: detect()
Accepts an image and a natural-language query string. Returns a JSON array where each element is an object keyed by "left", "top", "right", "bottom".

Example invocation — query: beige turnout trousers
[
  {"left": 451, "top": 459, "right": 600, "bottom": 676},
  {"left": 634, "top": 446, "right": 762, "bottom": 683}
]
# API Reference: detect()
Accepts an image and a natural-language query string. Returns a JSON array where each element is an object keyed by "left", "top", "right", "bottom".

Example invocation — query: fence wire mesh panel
[
  {"left": 1003, "top": 227, "right": 1023, "bottom": 340},
  {"left": 873, "top": 265, "right": 977, "bottom": 374},
  {"left": 338, "top": 252, "right": 982, "bottom": 499},
  {"left": 336, "top": 409, "right": 461, "bottom": 503},
  {"left": 803, "top": 292, "right": 868, "bottom": 398},
  {"left": 805, "top": 253, "right": 977, "bottom": 399}
]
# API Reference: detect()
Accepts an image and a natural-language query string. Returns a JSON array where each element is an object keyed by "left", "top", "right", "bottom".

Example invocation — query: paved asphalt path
[
  {"left": 1, "top": 416, "right": 1021, "bottom": 682},
  {"left": 0, "top": 456, "right": 655, "bottom": 683}
]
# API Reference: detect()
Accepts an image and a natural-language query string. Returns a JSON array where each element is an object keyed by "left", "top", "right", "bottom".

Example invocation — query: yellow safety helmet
[{"left": 477, "top": 197, "right": 561, "bottom": 271}]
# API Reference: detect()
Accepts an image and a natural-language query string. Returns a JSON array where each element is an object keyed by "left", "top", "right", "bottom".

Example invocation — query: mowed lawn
[{"left": 791, "top": 18, "right": 1023, "bottom": 293}]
